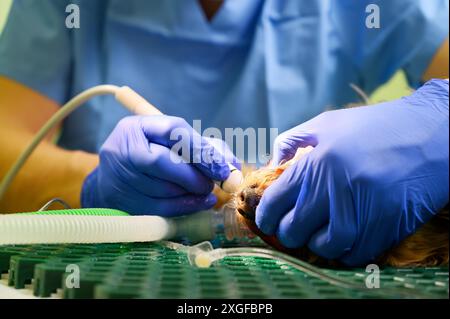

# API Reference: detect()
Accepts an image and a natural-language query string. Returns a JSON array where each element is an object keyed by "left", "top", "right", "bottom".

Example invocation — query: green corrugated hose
[{"left": 24, "top": 208, "right": 130, "bottom": 216}]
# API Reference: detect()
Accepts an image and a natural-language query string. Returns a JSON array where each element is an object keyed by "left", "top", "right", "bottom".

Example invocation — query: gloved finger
[
  {"left": 276, "top": 191, "right": 328, "bottom": 248},
  {"left": 339, "top": 240, "right": 377, "bottom": 267},
  {"left": 270, "top": 112, "right": 327, "bottom": 167},
  {"left": 306, "top": 167, "right": 357, "bottom": 260},
  {"left": 307, "top": 221, "right": 357, "bottom": 261},
  {"left": 203, "top": 137, "right": 242, "bottom": 170},
  {"left": 112, "top": 187, "right": 218, "bottom": 217},
  {"left": 272, "top": 131, "right": 317, "bottom": 167},
  {"left": 275, "top": 174, "right": 329, "bottom": 248},
  {"left": 138, "top": 193, "right": 218, "bottom": 217},
  {"left": 107, "top": 164, "right": 189, "bottom": 198},
  {"left": 255, "top": 154, "right": 312, "bottom": 236},
  {"left": 336, "top": 198, "right": 392, "bottom": 267},
  {"left": 139, "top": 116, "right": 231, "bottom": 181},
  {"left": 129, "top": 142, "right": 215, "bottom": 195}
]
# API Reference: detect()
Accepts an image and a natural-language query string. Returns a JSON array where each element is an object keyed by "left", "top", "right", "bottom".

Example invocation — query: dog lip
[
  {"left": 237, "top": 208, "right": 247, "bottom": 216},
  {"left": 237, "top": 208, "right": 255, "bottom": 221}
]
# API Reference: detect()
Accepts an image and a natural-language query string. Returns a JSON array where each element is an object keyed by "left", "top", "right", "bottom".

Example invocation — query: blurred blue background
[{"left": 0, "top": 0, "right": 410, "bottom": 103}]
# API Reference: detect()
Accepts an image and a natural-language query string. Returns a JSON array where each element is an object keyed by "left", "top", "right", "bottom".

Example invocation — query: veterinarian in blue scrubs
[{"left": 0, "top": 0, "right": 448, "bottom": 266}]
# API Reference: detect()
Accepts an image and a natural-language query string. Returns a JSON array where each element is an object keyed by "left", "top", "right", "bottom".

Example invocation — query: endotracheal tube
[{"left": 169, "top": 205, "right": 255, "bottom": 246}]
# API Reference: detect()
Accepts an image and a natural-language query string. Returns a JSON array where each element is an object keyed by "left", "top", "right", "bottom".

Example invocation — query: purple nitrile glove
[
  {"left": 257, "top": 79, "right": 449, "bottom": 266},
  {"left": 81, "top": 115, "right": 239, "bottom": 217}
]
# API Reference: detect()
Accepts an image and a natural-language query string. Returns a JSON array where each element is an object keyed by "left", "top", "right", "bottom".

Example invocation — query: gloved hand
[
  {"left": 81, "top": 115, "right": 239, "bottom": 216},
  {"left": 256, "top": 79, "right": 449, "bottom": 266}
]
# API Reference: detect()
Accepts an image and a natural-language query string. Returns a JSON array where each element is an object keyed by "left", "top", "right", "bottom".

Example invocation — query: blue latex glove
[
  {"left": 81, "top": 115, "right": 239, "bottom": 216},
  {"left": 256, "top": 79, "right": 449, "bottom": 266}
]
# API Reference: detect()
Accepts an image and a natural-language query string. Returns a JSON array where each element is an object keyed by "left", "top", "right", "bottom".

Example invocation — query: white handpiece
[
  {"left": 216, "top": 163, "right": 243, "bottom": 194},
  {"left": 115, "top": 86, "right": 163, "bottom": 116}
]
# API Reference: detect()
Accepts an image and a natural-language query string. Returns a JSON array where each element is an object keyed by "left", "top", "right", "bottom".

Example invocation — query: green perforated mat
[{"left": 0, "top": 243, "right": 448, "bottom": 299}]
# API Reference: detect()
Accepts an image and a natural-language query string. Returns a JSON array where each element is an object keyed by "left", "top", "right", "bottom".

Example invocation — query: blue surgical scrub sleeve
[
  {"left": 332, "top": 0, "right": 449, "bottom": 92},
  {"left": 0, "top": 0, "right": 72, "bottom": 104}
]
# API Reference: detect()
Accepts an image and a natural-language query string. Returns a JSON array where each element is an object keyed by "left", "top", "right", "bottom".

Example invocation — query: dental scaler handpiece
[{"left": 217, "top": 163, "right": 243, "bottom": 193}]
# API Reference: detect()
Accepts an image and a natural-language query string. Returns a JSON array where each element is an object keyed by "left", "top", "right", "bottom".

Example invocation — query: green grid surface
[{"left": 0, "top": 243, "right": 448, "bottom": 299}]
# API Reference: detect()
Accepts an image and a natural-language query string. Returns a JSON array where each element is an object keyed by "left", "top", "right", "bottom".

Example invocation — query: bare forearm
[
  {"left": 0, "top": 127, "right": 98, "bottom": 213},
  {"left": 423, "top": 37, "right": 449, "bottom": 81}
]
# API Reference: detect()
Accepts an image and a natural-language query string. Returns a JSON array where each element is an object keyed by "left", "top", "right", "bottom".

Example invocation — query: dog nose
[{"left": 237, "top": 188, "right": 260, "bottom": 221}]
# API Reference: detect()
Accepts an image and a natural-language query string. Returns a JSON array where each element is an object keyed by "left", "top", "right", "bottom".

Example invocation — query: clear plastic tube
[
  {"left": 0, "top": 214, "right": 175, "bottom": 245},
  {"left": 187, "top": 245, "right": 436, "bottom": 299},
  {"left": 188, "top": 245, "right": 359, "bottom": 288},
  {"left": 169, "top": 206, "right": 255, "bottom": 246}
]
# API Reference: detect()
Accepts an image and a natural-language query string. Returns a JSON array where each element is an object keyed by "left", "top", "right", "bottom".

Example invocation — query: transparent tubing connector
[{"left": 170, "top": 205, "right": 255, "bottom": 245}]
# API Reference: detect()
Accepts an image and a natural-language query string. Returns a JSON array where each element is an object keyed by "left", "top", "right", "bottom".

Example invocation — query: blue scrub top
[{"left": 0, "top": 0, "right": 448, "bottom": 163}]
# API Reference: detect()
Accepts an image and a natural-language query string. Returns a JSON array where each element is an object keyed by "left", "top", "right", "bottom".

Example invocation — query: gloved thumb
[
  {"left": 271, "top": 111, "right": 331, "bottom": 166},
  {"left": 271, "top": 130, "right": 317, "bottom": 167}
]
